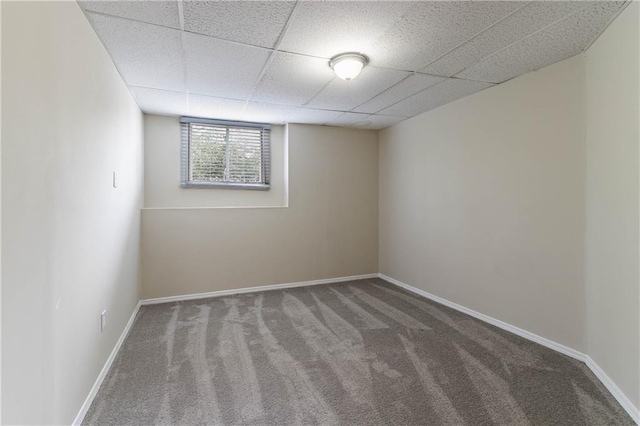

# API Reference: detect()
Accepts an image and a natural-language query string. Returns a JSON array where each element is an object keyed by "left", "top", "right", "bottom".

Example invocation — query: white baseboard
[
  {"left": 140, "top": 273, "right": 379, "bottom": 305},
  {"left": 585, "top": 356, "right": 640, "bottom": 424},
  {"left": 73, "top": 273, "right": 375, "bottom": 424},
  {"left": 74, "top": 272, "right": 638, "bottom": 425},
  {"left": 377, "top": 273, "right": 585, "bottom": 361},
  {"left": 72, "top": 301, "right": 142, "bottom": 426},
  {"left": 378, "top": 273, "right": 639, "bottom": 424}
]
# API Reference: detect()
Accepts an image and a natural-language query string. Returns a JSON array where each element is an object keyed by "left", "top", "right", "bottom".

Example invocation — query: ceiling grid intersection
[{"left": 80, "top": 0, "right": 628, "bottom": 129}]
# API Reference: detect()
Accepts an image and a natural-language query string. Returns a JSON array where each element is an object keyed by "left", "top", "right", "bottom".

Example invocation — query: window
[{"left": 180, "top": 117, "right": 270, "bottom": 190}]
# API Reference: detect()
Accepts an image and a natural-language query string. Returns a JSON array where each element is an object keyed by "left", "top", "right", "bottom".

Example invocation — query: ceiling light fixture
[{"left": 329, "top": 53, "right": 368, "bottom": 82}]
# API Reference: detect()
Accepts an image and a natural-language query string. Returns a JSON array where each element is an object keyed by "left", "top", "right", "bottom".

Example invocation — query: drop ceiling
[{"left": 80, "top": 1, "right": 627, "bottom": 130}]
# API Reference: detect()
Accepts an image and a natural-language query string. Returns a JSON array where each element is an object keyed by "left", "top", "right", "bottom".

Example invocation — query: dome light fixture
[{"left": 329, "top": 53, "right": 368, "bottom": 82}]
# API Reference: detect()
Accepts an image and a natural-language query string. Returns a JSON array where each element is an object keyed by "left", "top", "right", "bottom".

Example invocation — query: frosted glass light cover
[{"left": 330, "top": 53, "right": 368, "bottom": 82}]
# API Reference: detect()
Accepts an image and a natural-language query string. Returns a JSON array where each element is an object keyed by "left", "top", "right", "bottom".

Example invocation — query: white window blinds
[{"left": 180, "top": 117, "right": 270, "bottom": 190}]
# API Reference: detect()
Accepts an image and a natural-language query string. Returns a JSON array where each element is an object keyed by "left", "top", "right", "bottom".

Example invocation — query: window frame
[{"left": 180, "top": 116, "right": 270, "bottom": 191}]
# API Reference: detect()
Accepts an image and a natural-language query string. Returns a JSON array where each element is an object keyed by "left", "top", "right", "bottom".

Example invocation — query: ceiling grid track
[
  {"left": 177, "top": 0, "right": 193, "bottom": 114},
  {"left": 292, "top": 0, "right": 530, "bottom": 117},
  {"left": 451, "top": 1, "right": 599, "bottom": 84},
  {"left": 582, "top": 0, "right": 633, "bottom": 52},
  {"left": 243, "top": 0, "right": 302, "bottom": 119},
  {"left": 79, "top": 0, "right": 628, "bottom": 129},
  {"left": 420, "top": 1, "right": 533, "bottom": 72}
]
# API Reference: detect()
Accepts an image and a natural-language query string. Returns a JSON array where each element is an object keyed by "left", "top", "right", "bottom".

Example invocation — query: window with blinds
[{"left": 180, "top": 117, "right": 270, "bottom": 190}]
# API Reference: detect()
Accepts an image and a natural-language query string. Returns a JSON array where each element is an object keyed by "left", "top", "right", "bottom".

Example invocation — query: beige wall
[
  {"left": 141, "top": 123, "right": 378, "bottom": 298},
  {"left": 379, "top": 3, "right": 640, "bottom": 412},
  {"left": 585, "top": 2, "right": 639, "bottom": 410},
  {"left": 379, "top": 54, "right": 587, "bottom": 351},
  {"left": 1, "top": 2, "right": 143, "bottom": 424},
  {"left": 144, "top": 115, "right": 287, "bottom": 208}
]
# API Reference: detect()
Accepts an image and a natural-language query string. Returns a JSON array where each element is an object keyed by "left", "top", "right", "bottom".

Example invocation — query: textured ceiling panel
[
  {"left": 85, "top": 0, "right": 627, "bottom": 129},
  {"left": 278, "top": 1, "right": 413, "bottom": 59},
  {"left": 184, "top": 32, "right": 271, "bottom": 100},
  {"left": 368, "top": 1, "right": 523, "bottom": 71},
  {"left": 306, "top": 67, "right": 410, "bottom": 111},
  {"left": 286, "top": 107, "right": 344, "bottom": 125},
  {"left": 378, "top": 78, "right": 494, "bottom": 117},
  {"left": 422, "top": 1, "right": 586, "bottom": 77},
  {"left": 457, "top": 1, "right": 626, "bottom": 83},
  {"left": 188, "top": 95, "right": 247, "bottom": 121},
  {"left": 325, "top": 112, "right": 372, "bottom": 127},
  {"left": 353, "top": 73, "right": 445, "bottom": 114},
  {"left": 251, "top": 52, "right": 335, "bottom": 106},
  {"left": 80, "top": 0, "right": 180, "bottom": 29},
  {"left": 359, "top": 115, "right": 406, "bottom": 130},
  {"left": 131, "top": 87, "right": 187, "bottom": 116},
  {"left": 183, "top": 0, "right": 296, "bottom": 48},
  {"left": 242, "top": 102, "right": 299, "bottom": 124},
  {"left": 87, "top": 13, "right": 184, "bottom": 91}
]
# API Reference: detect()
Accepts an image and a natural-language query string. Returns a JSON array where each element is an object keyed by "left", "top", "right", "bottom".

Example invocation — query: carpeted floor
[{"left": 84, "top": 278, "right": 634, "bottom": 425}]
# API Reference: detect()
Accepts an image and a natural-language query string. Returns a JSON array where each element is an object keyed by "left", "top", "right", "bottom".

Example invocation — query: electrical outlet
[{"left": 101, "top": 310, "right": 107, "bottom": 332}]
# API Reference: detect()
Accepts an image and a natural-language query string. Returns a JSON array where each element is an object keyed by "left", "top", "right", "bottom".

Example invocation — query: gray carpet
[{"left": 83, "top": 278, "right": 634, "bottom": 425}]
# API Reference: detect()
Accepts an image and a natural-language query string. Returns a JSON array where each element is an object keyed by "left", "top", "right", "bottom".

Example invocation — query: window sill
[{"left": 181, "top": 182, "right": 270, "bottom": 191}]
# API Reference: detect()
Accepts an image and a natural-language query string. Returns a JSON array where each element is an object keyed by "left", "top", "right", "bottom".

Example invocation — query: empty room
[{"left": 2, "top": 0, "right": 639, "bottom": 424}]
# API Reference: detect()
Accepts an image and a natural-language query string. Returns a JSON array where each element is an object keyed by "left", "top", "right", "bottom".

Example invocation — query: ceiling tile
[
  {"left": 251, "top": 52, "right": 335, "bottom": 106},
  {"left": 131, "top": 87, "right": 187, "bottom": 116},
  {"left": 242, "top": 102, "right": 299, "bottom": 125},
  {"left": 188, "top": 95, "right": 247, "bottom": 121},
  {"left": 457, "top": 1, "right": 626, "bottom": 83},
  {"left": 325, "top": 112, "right": 371, "bottom": 127},
  {"left": 358, "top": 115, "right": 406, "bottom": 130},
  {"left": 422, "top": 1, "right": 586, "bottom": 78},
  {"left": 85, "top": 0, "right": 626, "bottom": 128},
  {"left": 278, "top": 1, "right": 414, "bottom": 59},
  {"left": 242, "top": 103, "right": 345, "bottom": 125},
  {"left": 306, "top": 67, "right": 410, "bottom": 111},
  {"left": 286, "top": 108, "right": 345, "bottom": 125},
  {"left": 378, "top": 78, "right": 494, "bottom": 117},
  {"left": 183, "top": 0, "right": 296, "bottom": 48},
  {"left": 87, "top": 13, "right": 184, "bottom": 91},
  {"left": 368, "top": 1, "right": 523, "bottom": 71},
  {"left": 79, "top": 1, "right": 180, "bottom": 29},
  {"left": 353, "top": 73, "right": 445, "bottom": 114},
  {"left": 184, "top": 32, "right": 271, "bottom": 100}
]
